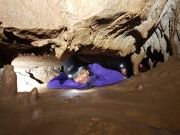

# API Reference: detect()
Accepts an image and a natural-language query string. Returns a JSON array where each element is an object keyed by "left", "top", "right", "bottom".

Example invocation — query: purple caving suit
[{"left": 47, "top": 63, "right": 125, "bottom": 89}]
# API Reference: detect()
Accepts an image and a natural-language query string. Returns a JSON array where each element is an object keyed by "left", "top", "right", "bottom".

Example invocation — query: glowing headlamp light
[{"left": 120, "top": 64, "right": 124, "bottom": 68}]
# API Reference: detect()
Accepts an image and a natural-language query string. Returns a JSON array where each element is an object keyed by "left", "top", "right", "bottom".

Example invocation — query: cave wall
[
  {"left": 0, "top": 0, "right": 148, "bottom": 29},
  {"left": 0, "top": 0, "right": 179, "bottom": 74},
  {"left": 143, "top": 0, "right": 177, "bottom": 67},
  {"left": 0, "top": 0, "right": 66, "bottom": 29},
  {"left": 174, "top": 0, "right": 180, "bottom": 58}
]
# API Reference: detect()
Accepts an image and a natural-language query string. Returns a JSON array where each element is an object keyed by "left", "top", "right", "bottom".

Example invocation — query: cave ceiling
[{"left": 0, "top": 0, "right": 179, "bottom": 73}]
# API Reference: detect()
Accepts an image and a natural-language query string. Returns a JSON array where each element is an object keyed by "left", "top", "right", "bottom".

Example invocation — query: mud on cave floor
[{"left": 0, "top": 56, "right": 180, "bottom": 135}]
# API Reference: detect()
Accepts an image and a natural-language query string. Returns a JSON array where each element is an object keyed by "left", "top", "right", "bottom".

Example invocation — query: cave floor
[{"left": 0, "top": 56, "right": 180, "bottom": 135}]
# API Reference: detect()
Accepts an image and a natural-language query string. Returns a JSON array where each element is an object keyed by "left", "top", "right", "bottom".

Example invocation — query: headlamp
[{"left": 120, "top": 64, "right": 124, "bottom": 68}]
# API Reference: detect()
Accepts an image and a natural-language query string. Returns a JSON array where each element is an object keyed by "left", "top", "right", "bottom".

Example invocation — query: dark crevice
[
  {"left": 91, "top": 12, "right": 126, "bottom": 29},
  {"left": 126, "top": 29, "right": 146, "bottom": 54},
  {"left": 0, "top": 41, "right": 53, "bottom": 68},
  {"left": 146, "top": 46, "right": 164, "bottom": 67},
  {"left": 110, "top": 16, "right": 141, "bottom": 37},
  {"left": 75, "top": 45, "right": 133, "bottom": 77},
  {"left": 159, "top": 21, "right": 173, "bottom": 55},
  {"left": 2, "top": 27, "right": 67, "bottom": 45},
  {"left": 17, "top": 44, "right": 52, "bottom": 55},
  {"left": 0, "top": 53, "right": 18, "bottom": 68},
  {"left": 177, "top": 31, "right": 180, "bottom": 41},
  {"left": 26, "top": 70, "right": 44, "bottom": 84},
  {"left": 95, "top": 18, "right": 114, "bottom": 26},
  {"left": 157, "top": 24, "right": 164, "bottom": 38},
  {"left": 164, "top": 33, "right": 173, "bottom": 55},
  {"left": 0, "top": 41, "right": 52, "bottom": 55},
  {"left": 3, "top": 29, "right": 33, "bottom": 44}
]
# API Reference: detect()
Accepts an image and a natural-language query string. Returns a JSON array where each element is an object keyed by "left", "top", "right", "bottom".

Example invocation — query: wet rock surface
[{"left": 0, "top": 56, "right": 180, "bottom": 135}]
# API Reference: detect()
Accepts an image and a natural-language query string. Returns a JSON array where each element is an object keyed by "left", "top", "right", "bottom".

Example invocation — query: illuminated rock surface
[
  {"left": 0, "top": 56, "right": 180, "bottom": 135},
  {"left": 0, "top": 0, "right": 179, "bottom": 73},
  {"left": 0, "top": 0, "right": 180, "bottom": 134}
]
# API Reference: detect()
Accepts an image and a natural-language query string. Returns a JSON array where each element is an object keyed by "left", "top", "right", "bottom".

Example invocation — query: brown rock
[
  {"left": 28, "top": 87, "right": 39, "bottom": 106},
  {"left": 1, "top": 65, "right": 17, "bottom": 96}
]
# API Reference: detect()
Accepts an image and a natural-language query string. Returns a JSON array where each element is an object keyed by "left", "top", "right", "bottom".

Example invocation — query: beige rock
[
  {"left": 0, "top": 0, "right": 178, "bottom": 74},
  {"left": 0, "top": 0, "right": 147, "bottom": 29}
]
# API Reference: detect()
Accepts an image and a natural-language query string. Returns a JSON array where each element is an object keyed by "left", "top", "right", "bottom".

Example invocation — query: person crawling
[{"left": 47, "top": 56, "right": 126, "bottom": 89}]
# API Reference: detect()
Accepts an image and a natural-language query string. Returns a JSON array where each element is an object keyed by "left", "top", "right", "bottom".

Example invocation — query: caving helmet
[{"left": 62, "top": 56, "right": 86, "bottom": 79}]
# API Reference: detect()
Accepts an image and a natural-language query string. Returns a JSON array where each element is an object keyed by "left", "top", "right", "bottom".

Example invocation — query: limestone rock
[
  {"left": 0, "top": 0, "right": 179, "bottom": 74},
  {"left": 0, "top": 0, "right": 66, "bottom": 29},
  {"left": 174, "top": 0, "right": 180, "bottom": 58},
  {"left": 0, "top": 0, "right": 148, "bottom": 29},
  {"left": 1, "top": 65, "right": 17, "bottom": 96},
  {"left": 28, "top": 65, "right": 60, "bottom": 83}
]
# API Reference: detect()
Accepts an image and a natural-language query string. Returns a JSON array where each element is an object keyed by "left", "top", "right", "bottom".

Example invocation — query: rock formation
[
  {"left": 0, "top": 1, "right": 180, "bottom": 134},
  {"left": 1, "top": 65, "right": 17, "bottom": 96},
  {"left": 0, "top": 0, "right": 179, "bottom": 74},
  {"left": 0, "top": 64, "right": 39, "bottom": 105}
]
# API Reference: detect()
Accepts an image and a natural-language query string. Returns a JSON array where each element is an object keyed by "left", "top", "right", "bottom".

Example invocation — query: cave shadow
[
  {"left": 0, "top": 41, "right": 52, "bottom": 68},
  {"left": 146, "top": 46, "right": 164, "bottom": 68},
  {"left": 70, "top": 46, "right": 134, "bottom": 78}
]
